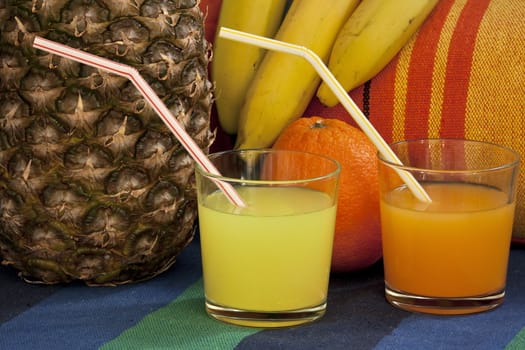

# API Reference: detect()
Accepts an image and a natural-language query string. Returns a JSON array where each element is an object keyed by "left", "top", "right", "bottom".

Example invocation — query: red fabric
[
  {"left": 440, "top": 0, "right": 491, "bottom": 138},
  {"left": 403, "top": 0, "right": 454, "bottom": 139}
]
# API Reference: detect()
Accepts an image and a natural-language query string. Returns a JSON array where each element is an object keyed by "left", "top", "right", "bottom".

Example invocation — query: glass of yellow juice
[
  {"left": 195, "top": 149, "right": 340, "bottom": 327},
  {"left": 378, "top": 139, "right": 519, "bottom": 315}
]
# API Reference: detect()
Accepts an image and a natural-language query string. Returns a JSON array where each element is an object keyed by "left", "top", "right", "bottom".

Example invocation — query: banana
[
  {"left": 317, "top": 0, "right": 439, "bottom": 107},
  {"left": 212, "top": 0, "right": 287, "bottom": 135},
  {"left": 235, "top": 0, "right": 361, "bottom": 149}
]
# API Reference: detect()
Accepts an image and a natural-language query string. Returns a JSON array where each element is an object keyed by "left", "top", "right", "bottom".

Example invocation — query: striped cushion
[{"left": 305, "top": 0, "right": 525, "bottom": 240}]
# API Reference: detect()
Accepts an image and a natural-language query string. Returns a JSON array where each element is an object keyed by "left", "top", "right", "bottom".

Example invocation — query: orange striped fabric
[
  {"left": 404, "top": 0, "right": 456, "bottom": 139},
  {"left": 304, "top": 0, "right": 525, "bottom": 239}
]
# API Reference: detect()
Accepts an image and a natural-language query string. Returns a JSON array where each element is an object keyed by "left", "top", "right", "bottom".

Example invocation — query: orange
[{"left": 272, "top": 116, "right": 382, "bottom": 272}]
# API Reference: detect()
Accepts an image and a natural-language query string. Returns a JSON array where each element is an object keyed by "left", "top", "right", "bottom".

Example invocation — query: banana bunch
[
  {"left": 213, "top": 0, "right": 439, "bottom": 148},
  {"left": 212, "top": 0, "right": 287, "bottom": 135},
  {"left": 235, "top": 0, "right": 360, "bottom": 149},
  {"left": 317, "top": 0, "right": 440, "bottom": 107}
]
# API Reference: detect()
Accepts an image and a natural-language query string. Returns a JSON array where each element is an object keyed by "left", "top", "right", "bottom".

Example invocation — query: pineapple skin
[{"left": 0, "top": 0, "right": 215, "bottom": 285}]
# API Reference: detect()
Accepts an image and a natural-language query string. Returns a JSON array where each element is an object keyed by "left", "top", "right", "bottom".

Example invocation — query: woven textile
[
  {"left": 305, "top": 0, "right": 525, "bottom": 239},
  {"left": 2, "top": 238, "right": 525, "bottom": 349}
]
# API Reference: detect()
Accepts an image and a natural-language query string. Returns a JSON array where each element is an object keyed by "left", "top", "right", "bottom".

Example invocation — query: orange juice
[
  {"left": 198, "top": 186, "right": 336, "bottom": 312},
  {"left": 381, "top": 182, "right": 515, "bottom": 297}
]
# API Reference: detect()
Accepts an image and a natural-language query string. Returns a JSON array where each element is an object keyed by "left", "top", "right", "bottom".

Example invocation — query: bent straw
[
  {"left": 219, "top": 27, "right": 432, "bottom": 203},
  {"left": 32, "top": 36, "right": 246, "bottom": 208}
]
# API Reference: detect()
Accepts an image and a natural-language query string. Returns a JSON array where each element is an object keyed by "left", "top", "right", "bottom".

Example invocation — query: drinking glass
[
  {"left": 195, "top": 149, "right": 340, "bottom": 327},
  {"left": 378, "top": 139, "right": 519, "bottom": 315}
]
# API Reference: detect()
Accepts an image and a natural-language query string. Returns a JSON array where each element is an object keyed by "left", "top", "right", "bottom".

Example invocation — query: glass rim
[
  {"left": 378, "top": 138, "right": 520, "bottom": 174},
  {"left": 195, "top": 148, "right": 341, "bottom": 185}
]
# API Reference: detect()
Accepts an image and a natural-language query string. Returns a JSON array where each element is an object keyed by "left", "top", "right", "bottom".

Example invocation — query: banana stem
[{"left": 219, "top": 27, "right": 432, "bottom": 203}]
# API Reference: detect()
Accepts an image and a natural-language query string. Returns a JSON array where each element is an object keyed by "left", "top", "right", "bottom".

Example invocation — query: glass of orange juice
[
  {"left": 378, "top": 139, "right": 519, "bottom": 315},
  {"left": 195, "top": 149, "right": 340, "bottom": 327}
]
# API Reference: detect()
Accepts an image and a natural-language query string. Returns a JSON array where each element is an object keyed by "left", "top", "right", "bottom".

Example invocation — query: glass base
[
  {"left": 385, "top": 286, "right": 505, "bottom": 315},
  {"left": 205, "top": 300, "right": 326, "bottom": 328}
]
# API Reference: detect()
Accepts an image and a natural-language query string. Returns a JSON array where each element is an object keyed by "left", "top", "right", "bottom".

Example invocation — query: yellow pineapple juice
[
  {"left": 198, "top": 186, "right": 336, "bottom": 326},
  {"left": 195, "top": 149, "right": 340, "bottom": 326},
  {"left": 381, "top": 182, "right": 515, "bottom": 313}
]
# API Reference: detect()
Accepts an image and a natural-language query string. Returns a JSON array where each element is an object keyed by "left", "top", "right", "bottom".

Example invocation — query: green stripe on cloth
[
  {"left": 505, "top": 326, "right": 525, "bottom": 350},
  {"left": 100, "top": 279, "right": 261, "bottom": 350}
]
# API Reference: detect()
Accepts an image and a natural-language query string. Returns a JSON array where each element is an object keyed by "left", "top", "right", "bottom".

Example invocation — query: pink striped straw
[{"left": 32, "top": 36, "right": 246, "bottom": 207}]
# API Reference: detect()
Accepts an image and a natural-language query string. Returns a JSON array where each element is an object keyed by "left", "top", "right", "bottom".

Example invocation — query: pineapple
[{"left": 0, "top": 0, "right": 214, "bottom": 285}]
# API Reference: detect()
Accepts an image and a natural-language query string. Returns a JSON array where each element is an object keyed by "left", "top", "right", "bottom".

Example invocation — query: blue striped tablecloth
[{"left": 1, "top": 235, "right": 525, "bottom": 350}]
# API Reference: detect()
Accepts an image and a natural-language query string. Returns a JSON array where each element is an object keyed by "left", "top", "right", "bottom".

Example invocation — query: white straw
[
  {"left": 32, "top": 36, "right": 246, "bottom": 207},
  {"left": 219, "top": 27, "right": 432, "bottom": 203}
]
